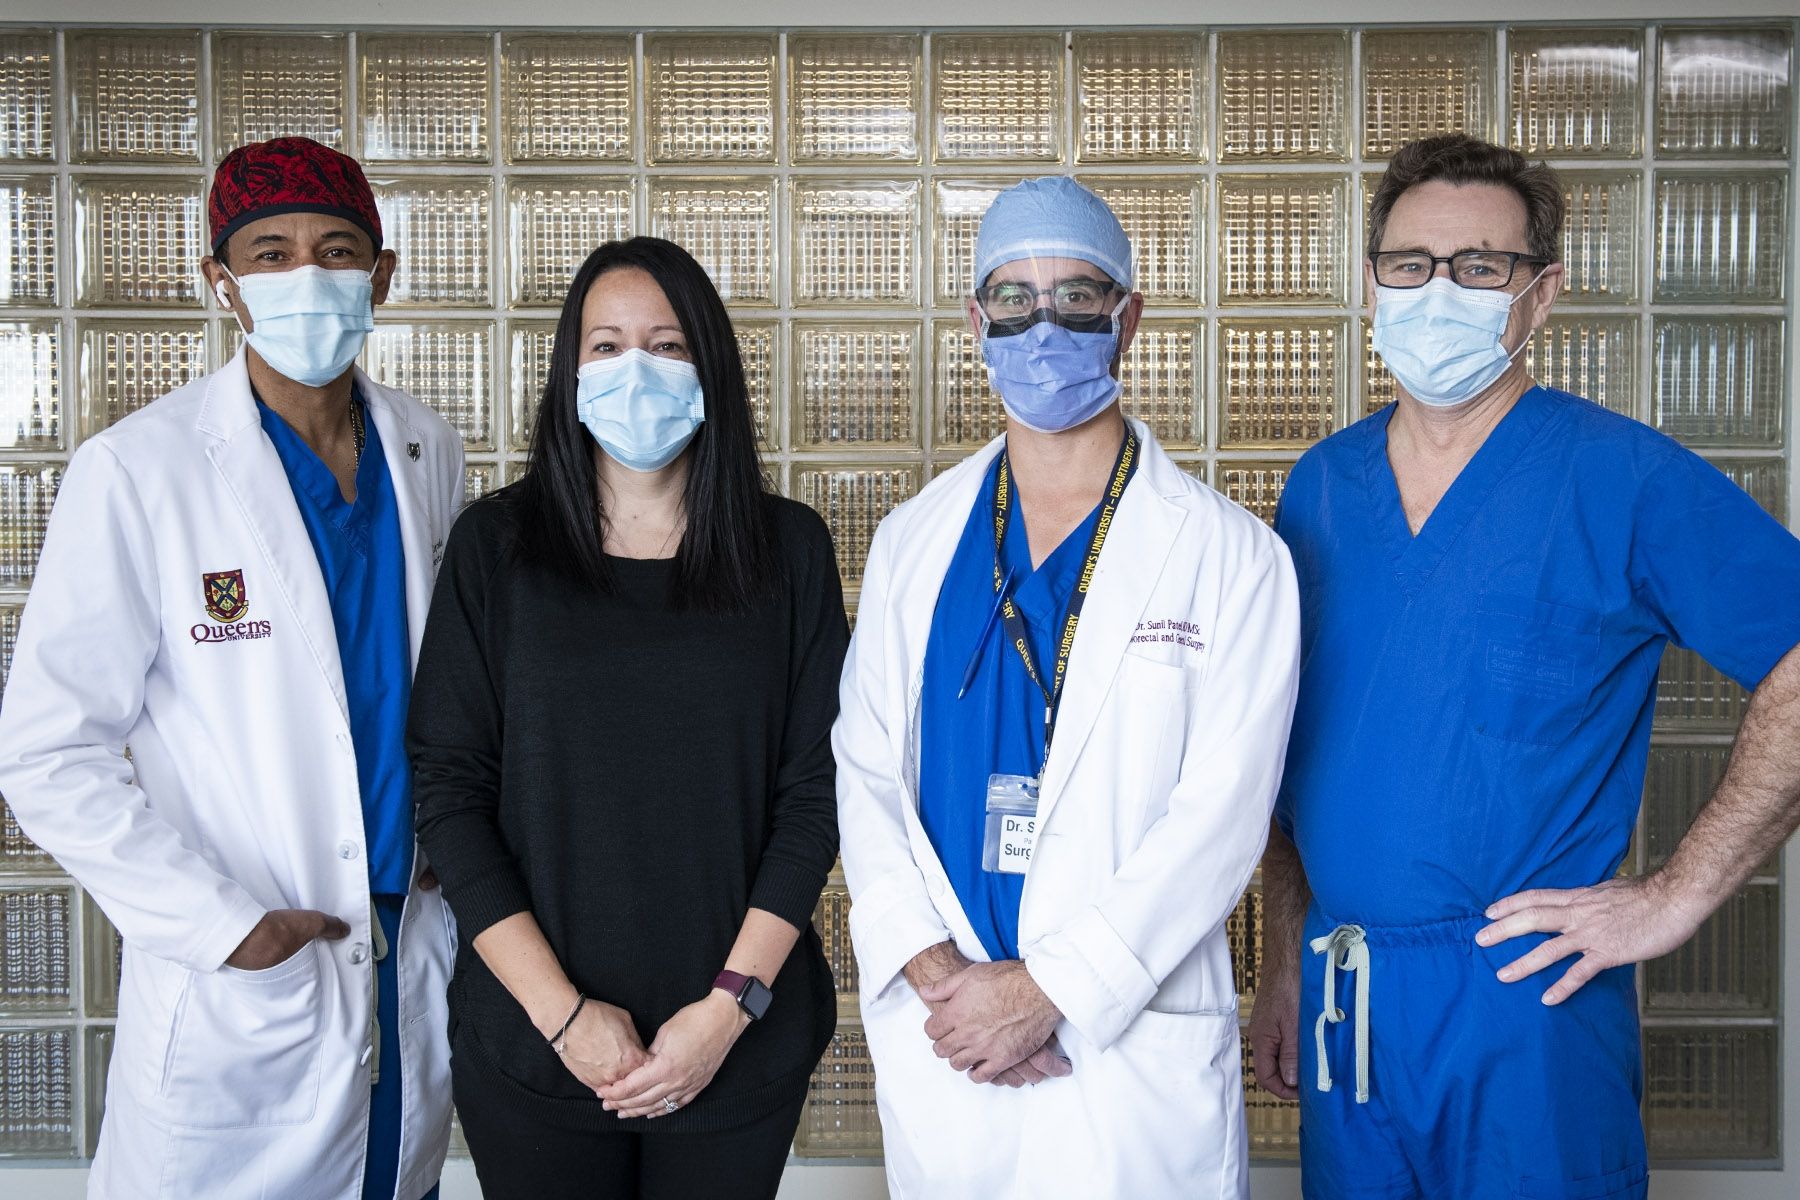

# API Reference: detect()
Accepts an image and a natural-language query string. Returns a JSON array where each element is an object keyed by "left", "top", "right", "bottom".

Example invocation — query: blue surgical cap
[{"left": 974, "top": 176, "right": 1134, "bottom": 292}]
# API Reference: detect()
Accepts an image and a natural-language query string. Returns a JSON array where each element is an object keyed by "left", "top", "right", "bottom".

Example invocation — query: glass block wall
[{"left": 0, "top": 20, "right": 1791, "bottom": 1169}]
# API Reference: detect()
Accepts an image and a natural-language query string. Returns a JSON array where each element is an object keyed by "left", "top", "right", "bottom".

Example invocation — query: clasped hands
[
  {"left": 907, "top": 942, "right": 1073, "bottom": 1088},
  {"left": 547, "top": 990, "right": 749, "bottom": 1119}
]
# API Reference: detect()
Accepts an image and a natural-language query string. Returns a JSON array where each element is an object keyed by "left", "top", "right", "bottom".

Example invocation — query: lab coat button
[
  {"left": 349, "top": 943, "right": 368, "bottom": 965},
  {"left": 928, "top": 875, "right": 946, "bottom": 897},
  {"left": 338, "top": 841, "right": 359, "bottom": 861}
]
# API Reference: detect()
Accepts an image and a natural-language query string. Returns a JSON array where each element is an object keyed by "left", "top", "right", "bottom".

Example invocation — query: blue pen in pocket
[{"left": 958, "top": 566, "right": 1019, "bottom": 700}]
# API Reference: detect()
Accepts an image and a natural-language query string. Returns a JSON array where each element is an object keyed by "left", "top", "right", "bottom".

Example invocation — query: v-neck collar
[
  {"left": 260, "top": 389, "right": 376, "bottom": 521},
  {"left": 1364, "top": 386, "right": 1557, "bottom": 598}
]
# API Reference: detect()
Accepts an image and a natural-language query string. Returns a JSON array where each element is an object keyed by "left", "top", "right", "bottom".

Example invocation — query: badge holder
[{"left": 982, "top": 773, "right": 1040, "bottom": 875}]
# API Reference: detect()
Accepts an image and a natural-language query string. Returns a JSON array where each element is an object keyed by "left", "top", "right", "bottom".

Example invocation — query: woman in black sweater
[{"left": 408, "top": 237, "right": 845, "bottom": 1199}]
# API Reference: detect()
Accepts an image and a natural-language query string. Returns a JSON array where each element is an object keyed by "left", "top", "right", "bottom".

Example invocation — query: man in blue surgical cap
[{"left": 835, "top": 176, "right": 1300, "bottom": 1198}]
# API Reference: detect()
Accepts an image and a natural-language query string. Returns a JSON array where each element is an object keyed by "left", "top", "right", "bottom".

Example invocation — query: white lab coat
[
  {"left": 834, "top": 421, "right": 1300, "bottom": 1200},
  {"left": 0, "top": 351, "right": 464, "bottom": 1200}
]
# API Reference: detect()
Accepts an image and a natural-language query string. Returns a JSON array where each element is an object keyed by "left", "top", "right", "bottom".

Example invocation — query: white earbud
[{"left": 213, "top": 278, "right": 231, "bottom": 308}]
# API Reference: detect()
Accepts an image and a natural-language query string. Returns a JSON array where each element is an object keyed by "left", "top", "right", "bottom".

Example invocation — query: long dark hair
[{"left": 513, "top": 236, "right": 775, "bottom": 611}]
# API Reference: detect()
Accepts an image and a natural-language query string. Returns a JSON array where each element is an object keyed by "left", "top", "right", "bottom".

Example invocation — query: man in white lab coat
[
  {"left": 0, "top": 137, "right": 462, "bottom": 1200},
  {"left": 833, "top": 177, "right": 1301, "bottom": 1199}
]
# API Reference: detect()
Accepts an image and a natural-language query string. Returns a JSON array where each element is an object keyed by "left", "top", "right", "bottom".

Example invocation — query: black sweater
[{"left": 408, "top": 492, "right": 846, "bottom": 1132}]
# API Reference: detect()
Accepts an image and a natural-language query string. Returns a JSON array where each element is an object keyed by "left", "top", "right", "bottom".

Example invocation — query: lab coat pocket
[
  {"left": 159, "top": 942, "right": 325, "bottom": 1129},
  {"left": 1468, "top": 594, "right": 1603, "bottom": 747}
]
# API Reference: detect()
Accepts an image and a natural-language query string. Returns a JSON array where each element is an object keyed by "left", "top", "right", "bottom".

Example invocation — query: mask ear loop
[{"left": 1499, "top": 263, "right": 1553, "bottom": 364}]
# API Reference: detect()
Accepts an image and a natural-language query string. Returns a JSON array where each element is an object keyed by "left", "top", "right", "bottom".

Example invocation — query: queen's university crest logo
[{"left": 202, "top": 570, "right": 248, "bottom": 624}]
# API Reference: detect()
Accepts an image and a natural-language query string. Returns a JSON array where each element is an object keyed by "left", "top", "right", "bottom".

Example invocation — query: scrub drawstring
[
  {"left": 368, "top": 899, "right": 389, "bottom": 1086},
  {"left": 1310, "top": 924, "right": 1371, "bottom": 1104}
]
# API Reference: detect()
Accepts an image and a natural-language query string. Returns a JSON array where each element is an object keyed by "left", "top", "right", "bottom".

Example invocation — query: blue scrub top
[
  {"left": 259, "top": 392, "right": 416, "bottom": 896},
  {"left": 1275, "top": 386, "right": 1800, "bottom": 927},
  {"left": 918, "top": 453, "right": 1105, "bottom": 962}
]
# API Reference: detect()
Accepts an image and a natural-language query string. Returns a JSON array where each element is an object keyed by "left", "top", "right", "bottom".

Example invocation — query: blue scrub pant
[
  {"left": 366, "top": 894, "right": 440, "bottom": 1200},
  {"left": 1298, "top": 905, "right": 1648, "bottom": 1200}
]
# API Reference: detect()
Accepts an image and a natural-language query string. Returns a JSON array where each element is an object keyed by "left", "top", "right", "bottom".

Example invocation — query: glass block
[
  {"left": 932, "top": 177, "right": 1017, "bottom": 304},
  {"left": 0, "top": 798, "right": 51, "bottom": 872},
  {"left": 1643, "top": 1026, "right": 1777, "bottom": 1159},
  {"left": 82, "top": 894, "right": 120, "bottom": 1018},
  {"left": 372, "top": 178, "right": 490, "bottom": 307},
  {"left": 1645, "top": 884, "right": 1777, "bottom": 1016},
  {"left": 1361, "top": 30, "right": 1495, "bottom": 159},
  {"left": 363, "top": 322, "right": 492, "bottom": 451},
  {"left": 1074, "top": 33, "right": 1206, "bottom": 163},
  {"left": 1121, "top": 320, "right": 1201, "bottom": 448},
  {"left": 1709, "top": 457, "right": 1787, "bottom": 521},
  {"left": 795, "top": 465, "right": 921, "bottom": 587},
  {"left": 448, "top": 1109, "right": 469, "bottom": 1159},
  {"left": 502, "top": 35, "right": 633, "bottom": 163},
  {"left": 934, "top": 318, "right": 1003, "bottom": 450},
  {"left": 0, "top": 175, "right": 55, "bottom": 306},
  {"left": 79, "top": 320, "right": 206, "bottom": 436},
  {"left": 1082, "top": 177, "right": 1203, "bottom": 303},
  {"left": 0, "top": 321, "right": 58, "bottom": 449},
  {"left": 1657, "top": 645, "right": 1751, "bottom": 732},
  {"left": 1361, "top": 317, "right": 1396, "bottom": 416},
  {"left": 0, "top": 604, "right": 18, "bottom": 692},
  {"left": 83, "top": 1027, "right": 110, "bottom": 1157},
  {"left": 464, "top": 463, "right": 497, "bottom": 503},
  {"left": 1559, "top": 171, "right": 1641, "bottom": 304},
  {"left": 1653, "top": 171, "right": 1786, "bottom": 304},
  {"left": 646, "top": 35, "right": 777, "bottom": 165},
  {"left": 814, "top": 877, "right": 858, "bottom": 1015},
  {"left": 0, "top": 885, "right": 72, "bottom": 1014},
  {"left": 0, "top": 33, "right": 54, "bottom": 161},
  {"left": 789, "top": 34, "right": 921, "bottom": 163},
  {"left": 1526, "top": 315, "right": 1638, "bottom": 419},
  {"left": 1652, "top": 316, "right": 1784, "bottom": 448},
  {"left": 793, "top": 1024, "right": 881, "bottom": 1157},
  {"left": 1643, "top": 744, "right": 1778, "bottom": 877},
  {"left": 794, "top": 322, "right": 920, "bottom": 449},
  {"left": 733, "top": 319, "right": 777, "bottom": 449},
  {"left": 67, "top": 30, "right": 200, "bottom": 163},
  {"left": 1217, "top": 462, "right": 1292, "bottom": 527},
  {"left": 213, "top": 33, "right": 347, "bottom": 152},
  {"left": 1219, "top": 319, "right": 1343, "bottom": 449},
  {"left": 360, "top": 34, "right": 491, "bottom": 163},
  {"left": 505, "top": 178, "right": 633, "bottom": 308},
  {"left": 792, "top": 179, "right": 920, "bottom": 307},
  {"left": 1217, "top": 31, "right": 1351, "bottom": 162},
  {"left": 1241, "top": 1033, "right": 1300, "bottom": 1158},
  {"left": 932, "top": 34, "right": 1064, "bottom": 164},
  {"left": 1228, "top": 886, "right": 1263, "bottom": 1015},
  {"left": 648, "top": 178, "right": 775, "bottom": 306},
  {"left": 0, "top": 463, "right": 59, "bottom": 588},
  {"left": 73, "top": 176, "right": 204, "bottom": 308},
  {"left": 1508, "top": 27, "right": 1643, "bottom": 158},
  {"left": 0, "top": 1026, "right": 75, "bottom": 1156},
  {"left": 1218, "top": 175, "right": 1349, "bottom": 306},
  {"left": 506, "top": 320, "right": 554, "bottom": 451},
  {"left": 1658, "top": 26, "right": 1792, "bottom": 158}
]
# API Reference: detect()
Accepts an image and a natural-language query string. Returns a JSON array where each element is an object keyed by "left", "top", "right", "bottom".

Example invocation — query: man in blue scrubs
[{"left": 1252, "top": 133, "right": 1800, "bottom": 1199}]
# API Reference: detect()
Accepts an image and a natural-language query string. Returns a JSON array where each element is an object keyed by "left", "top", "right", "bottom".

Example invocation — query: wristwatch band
[{"left": 713, "top": 969, "right": 773, "bottom": 1021}]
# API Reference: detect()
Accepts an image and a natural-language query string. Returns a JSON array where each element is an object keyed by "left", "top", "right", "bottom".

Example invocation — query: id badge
[{"left": 982, "top": 773, "right": 1040, "bottom": 876}]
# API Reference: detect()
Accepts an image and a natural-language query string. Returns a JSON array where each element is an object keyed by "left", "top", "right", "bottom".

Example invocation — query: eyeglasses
[
  {"left": 1371, "top": 250, "right": 1550, "bottom": 290},
  {"left": 974, "top": 277, "right": 1121, "bottom": 320}
]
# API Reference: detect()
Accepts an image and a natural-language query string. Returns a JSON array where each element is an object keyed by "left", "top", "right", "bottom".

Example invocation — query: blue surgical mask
[
  {"left": 223, "top": 265, "right": 375, "bottom": 388},
  {"left": 576, "top": 349, "right": 706, "bottom": 473},
  {"left": 980, "top": 299, "right": 1127, "bottom": 433},
  {"left": 1371, "top": 272, "right": 1544, "bottom": 408}
]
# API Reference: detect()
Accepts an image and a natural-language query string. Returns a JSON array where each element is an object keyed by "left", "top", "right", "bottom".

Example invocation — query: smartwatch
[{"left": 712, "top": 970, "right": 773, "bottom": 1022}]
